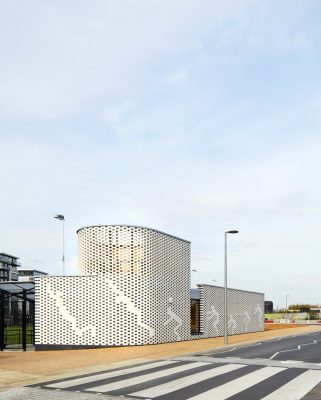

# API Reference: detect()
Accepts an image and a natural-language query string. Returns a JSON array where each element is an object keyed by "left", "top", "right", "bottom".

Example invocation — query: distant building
[
  {"left": 18, "top": 268, "right": 48, "bottom": 282},
  {"left": 300, "top": 307, "right": 321, "bottom": 313},
  {"left": 0, "top": 253, "right": 19, "bottom": 281},
  {"left": 264, "top": 301, "right": 273, "bottom": 313}
]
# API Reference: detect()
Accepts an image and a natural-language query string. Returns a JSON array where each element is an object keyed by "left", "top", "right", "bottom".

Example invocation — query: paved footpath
[{"left": 1, "top": 326, "right": 321, "bottom": 399}]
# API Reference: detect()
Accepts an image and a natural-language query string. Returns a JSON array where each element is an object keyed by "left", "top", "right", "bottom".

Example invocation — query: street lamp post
[
  {"left": 54, "top": 214, "right": 65, "bottom": 276},
  {"left": 191, "top": 269, "right": 197, "bottom": 288},
  {"left": 224, "top": 230, "right": 239, "bottom": 346},
  {"left": 285, "top": 294, "right": 290, "bottom": 324}
]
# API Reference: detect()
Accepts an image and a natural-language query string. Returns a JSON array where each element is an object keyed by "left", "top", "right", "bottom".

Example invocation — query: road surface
[{"left": 2, "top": 331, "right": 321, "bottom": 399}]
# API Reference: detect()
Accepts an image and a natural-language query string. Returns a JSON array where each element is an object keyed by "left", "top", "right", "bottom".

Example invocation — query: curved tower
[{"left": 75, "top": 225, "right": 191, "bottom": 345}]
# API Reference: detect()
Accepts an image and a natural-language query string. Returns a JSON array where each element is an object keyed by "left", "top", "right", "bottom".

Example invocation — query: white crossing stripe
[
  {"left": 45, "top": 360, "right": 177, "bottom": 389},
  {"left": 188, "top": 366, "right": 286, "bottom": 400},
  {"left": 130, "top": 363, "right": 246, "bottom": 398},
  {"left": 261, "top": 369, "right": 321, "bottom": 400},
  {"left": 85, "top": 361, "right": 211, "bottom": 393}
]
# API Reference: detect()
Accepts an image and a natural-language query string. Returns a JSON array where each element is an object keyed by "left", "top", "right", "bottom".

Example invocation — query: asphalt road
[
  {"left": 202, "top": 331, "right": 321, "bottom": 363},
  {"left": 3, "top": 331, "right": 321, "bottom": 399}
]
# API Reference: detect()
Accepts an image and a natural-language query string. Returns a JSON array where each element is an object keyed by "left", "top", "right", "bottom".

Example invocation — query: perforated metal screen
[
  {"left": 36, "top": 225, "right": 191, "bottom": 346},
  {"left": 35, "top": 225, "right": 263, "bottom": 348}
]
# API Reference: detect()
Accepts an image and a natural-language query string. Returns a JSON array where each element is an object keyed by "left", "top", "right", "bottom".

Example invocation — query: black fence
[
  {"left": 4, "top": 327, "right": 34, "bottom": 346},
  {"left": 0, "top": 289, "right": 35, "bottom": 351}
]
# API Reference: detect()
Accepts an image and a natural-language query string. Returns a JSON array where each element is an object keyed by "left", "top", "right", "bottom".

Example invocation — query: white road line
[
  {"left": 85, "top": 361, "right": 211, "bottom": 393},
  {"left": 188, "top": 366, "right": 286, "bottom": 400},
  {"left": 130, "top": 363, "right": 246, "bottom": 398},
  {"left": 300, "top": 339, "right": 321, "bottom": 348},
  {"left": 44, "top": 360, "right": 177, "bottom": 389},
  {"left": 248, "top": 342, "right": 263, "bottom": 347},
  {"left": 213, "top": 347, "right": 237, "bottom": 355},
  {"left": 281, "top": 348, "right": 300, "bottom": 353},
  {"left": 270, "top": 352, "right": 279, "bottom": 360},
  {"left": 272, "top": 337, "right": 321, "bottom": 358},
  {"left": 281, "top": 360, "right": 299, "bottom": 364},
  {"left": 226, "top": 347, "right": 237, "bottom": 352},
  {"left": 260, "top": 369, "right": 321, "bottom": 399}
]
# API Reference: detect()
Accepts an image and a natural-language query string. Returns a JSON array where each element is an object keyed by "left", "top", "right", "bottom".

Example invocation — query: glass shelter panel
[{"left": 0, "top": 282, "right": 35, "bottom": 351}]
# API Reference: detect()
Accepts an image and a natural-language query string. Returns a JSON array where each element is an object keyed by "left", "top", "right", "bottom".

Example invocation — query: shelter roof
[{"left": 0, "top": 281, "right": 35, "bottom": 301}]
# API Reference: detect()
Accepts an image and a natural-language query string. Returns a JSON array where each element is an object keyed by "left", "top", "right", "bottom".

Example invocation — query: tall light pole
[
  {"left": 285, "top": 294, "right": 290, "bottom": 324},
  {"left": 54, "top": 214, "right": 65, "bottom": 276},
  {"left": 191, "top": 269, "right": 197, "bottom": 288},
  {"left": 224, "top": 230, "right": 239, "bottom": 346}
]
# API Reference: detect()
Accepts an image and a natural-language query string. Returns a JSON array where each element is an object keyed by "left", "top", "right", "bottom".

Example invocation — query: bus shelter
[{"left": 0, "top": 281, "right": 35, "bottom": 351}]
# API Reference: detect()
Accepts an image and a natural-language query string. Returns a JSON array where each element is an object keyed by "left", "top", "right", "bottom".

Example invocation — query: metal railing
[{"left": 4, "top": 328, "right": 34, "bottom": 348}]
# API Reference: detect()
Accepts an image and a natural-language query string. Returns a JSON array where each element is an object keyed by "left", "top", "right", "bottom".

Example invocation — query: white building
[
  {"left": 35, "top": 225, "right": 264, "bottom": 350},
  {"left": 0, "top": 253, "right": 19, "bottom": 281},
  {"left": 18, "top": 268, "right": 48, "bottom": 282}
]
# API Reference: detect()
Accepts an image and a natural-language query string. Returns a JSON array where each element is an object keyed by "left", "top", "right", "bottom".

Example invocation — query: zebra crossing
[{"left": 32, "top": 358, "right": 321, "bottom": 399}]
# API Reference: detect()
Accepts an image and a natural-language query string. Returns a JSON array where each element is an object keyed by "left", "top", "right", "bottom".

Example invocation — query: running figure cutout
[
  {"left": 243, "top": 310, "right": 251, "bottom": 332},
  {"left": 254, "top": 303, "right": 263, "bottom": 323},
  {"left": 207, "top": 306, "right": 220, "bottom": 335},
  {"left": 228, "top": 315, "right": 237, "bottom": 334},
  {"left": 164, "top": 300, "right": 183, "bottom": 340}
]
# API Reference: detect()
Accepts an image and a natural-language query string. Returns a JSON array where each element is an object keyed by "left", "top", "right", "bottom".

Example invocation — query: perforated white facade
[
  {"left": 197, "top": 285, "right": 264, "bottom": 338},
  {"left": 35, "top": 225, "right": 264, "bottom": 349},
  {"left": 35, "top": 225, "right": 191, "bottom": 348}
]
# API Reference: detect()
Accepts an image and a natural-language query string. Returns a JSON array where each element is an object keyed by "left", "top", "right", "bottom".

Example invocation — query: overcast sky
[{"left": 1, "top": 0, "right": 321, "bottom": 308}]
